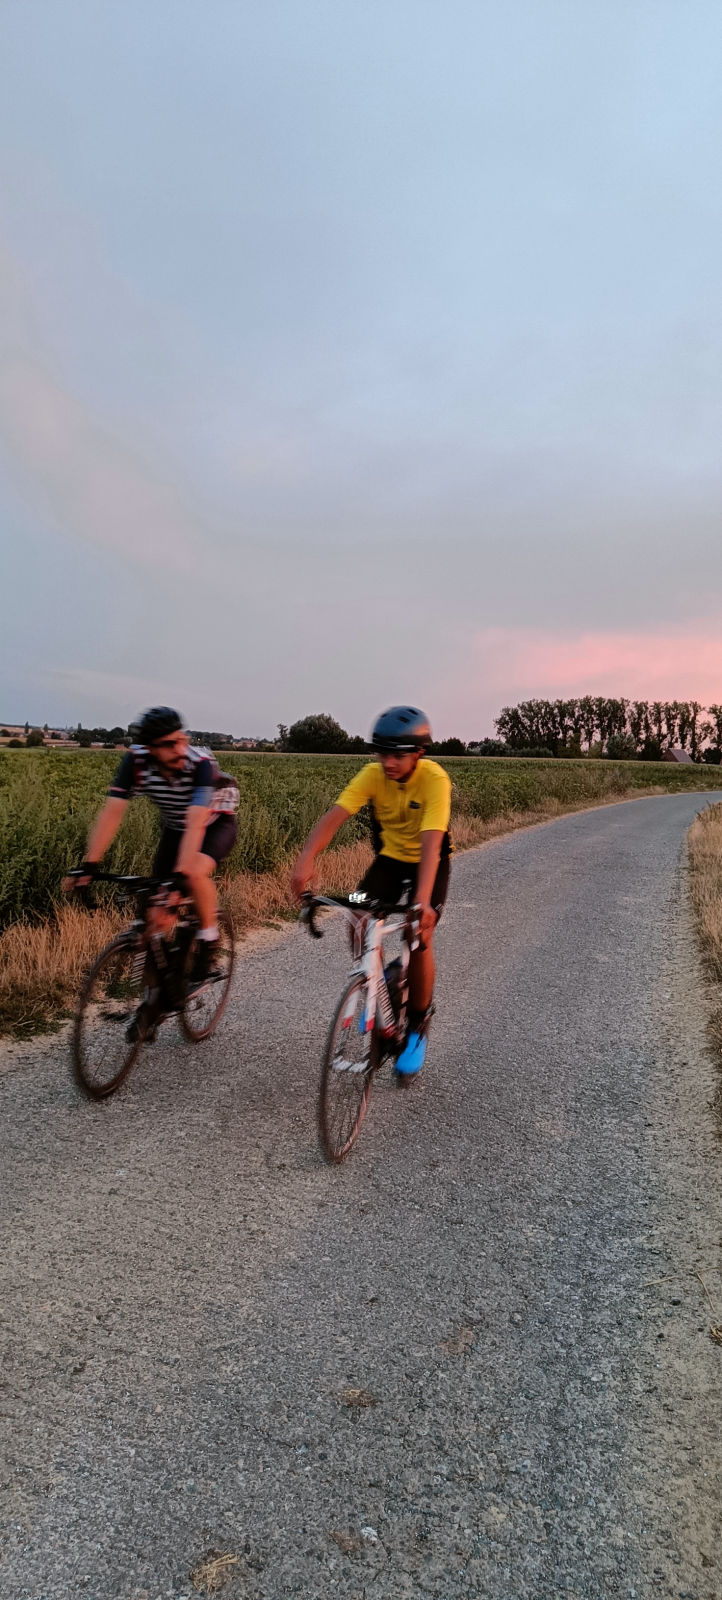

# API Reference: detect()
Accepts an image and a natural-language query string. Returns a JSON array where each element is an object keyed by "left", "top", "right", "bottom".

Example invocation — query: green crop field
[{"left": 2, "top": 747, "right": 722, "bottom": 929}]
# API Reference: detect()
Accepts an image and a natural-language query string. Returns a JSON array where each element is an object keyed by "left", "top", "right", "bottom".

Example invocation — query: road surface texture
[{"left": 2, "top": 793, "right": 721, "bottom": 1600}]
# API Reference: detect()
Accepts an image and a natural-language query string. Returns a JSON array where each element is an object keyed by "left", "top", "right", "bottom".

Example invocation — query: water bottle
[{"left": 383, "top": 957, "right": 404, "bottom": 1020}]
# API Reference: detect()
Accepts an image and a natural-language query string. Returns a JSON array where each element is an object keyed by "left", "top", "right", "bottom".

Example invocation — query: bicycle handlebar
[
  {"left": 300, "top": 892, "right": 421, "bottom": 940},
  {"left": 76, "top": 871, "right": 163, "bottom": 888},
  {"left": 65, "top": 868, "right": 187, "bottom": 908}
]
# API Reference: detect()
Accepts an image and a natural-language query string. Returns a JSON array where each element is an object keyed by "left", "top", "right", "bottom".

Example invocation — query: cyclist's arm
[
  {"left": 64, "top": 748, "right": 138, "bottom": 889},
  {"left": 416, "top": 830, "right": 444, "bottom": 910},
  {"left": 86, "top": 747, "right": 141, "bottom": 865},
  {"left": 176, "top": 763, "right": 214, "bottom": 875},
  {"left": 291, "top": 805, "right": 350, "bottom": 897},
  {"left": 85, "top": 795, "right": 129, "bottom": 862},
  {"left": 416, "top": 767, "right": 451, "bottom": 912},
  {"left": 175, "top": 802, "right": 212, "bottom": 874},
  {"left": 63, "top": 795, "right": 128, "bottom": 889}
]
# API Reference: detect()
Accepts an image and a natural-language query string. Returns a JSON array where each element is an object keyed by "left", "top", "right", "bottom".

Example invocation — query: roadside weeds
[
  {"left": 687, "top": 800, "right": 722, "bottom": 983},
  {"left": 686, "top": 800, "right": 722, "bottom": 1106}
]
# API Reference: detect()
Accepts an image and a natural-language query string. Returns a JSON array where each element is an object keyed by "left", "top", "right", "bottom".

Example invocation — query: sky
[{"left": 2, "top": 0, "right": 722, "bottom": 740}]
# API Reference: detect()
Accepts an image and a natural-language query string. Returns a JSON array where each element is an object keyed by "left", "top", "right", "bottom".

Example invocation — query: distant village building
[{"left": 662, "top": 747, "right": 695, "bottom": 764}]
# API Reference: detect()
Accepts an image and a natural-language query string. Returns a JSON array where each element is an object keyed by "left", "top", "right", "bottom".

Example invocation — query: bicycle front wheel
[
  {"left": 72, "top": 936, "right": 148, "bottom": 1099},
  {"left": 180, "top": 908, "right": 235, "bottom": 1042},
  {"left": 318, "top": 976, "right": 378, "bottom": 1164}
]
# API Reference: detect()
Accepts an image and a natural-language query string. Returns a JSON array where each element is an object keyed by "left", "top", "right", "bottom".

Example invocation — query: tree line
[
  {"left": 278, "top": 714, "right": 482, "bottom": 756},
  {"left": 8, "top": 702, "right": 722, "bottom": 761},
  {"left": 494, "top": 699, "right": 722, "bottom": 762}
]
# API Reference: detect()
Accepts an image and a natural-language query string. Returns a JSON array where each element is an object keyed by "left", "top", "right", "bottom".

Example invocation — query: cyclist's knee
[{"left": 183, "top": 853, "right": 216, "bottom": 884}]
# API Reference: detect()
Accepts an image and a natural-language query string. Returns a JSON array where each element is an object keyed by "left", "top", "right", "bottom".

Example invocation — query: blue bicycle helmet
[{"left": 370, "top": 706, "right": 431, "bottom": 752}]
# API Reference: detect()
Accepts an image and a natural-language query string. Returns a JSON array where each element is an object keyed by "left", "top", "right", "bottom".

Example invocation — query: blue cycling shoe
[{"left": 395, "top": 1029, "right": 427, "bottom": 1078}]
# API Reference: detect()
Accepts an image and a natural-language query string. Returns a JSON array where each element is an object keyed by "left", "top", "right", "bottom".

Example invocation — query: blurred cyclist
[
  {"left": 65, "top": 707, "right": 238, "bottom": 981},
  {"left": 291, "top": 706, "right": 451, "bottom": 1078}
]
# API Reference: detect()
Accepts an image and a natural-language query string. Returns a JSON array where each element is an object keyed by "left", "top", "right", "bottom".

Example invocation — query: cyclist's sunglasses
[
  {"left": 373, "top": 742, "right": 418, "bottom": 753},
  {"left": 152, "top": 733, "right": 186, "bottom": 750}
]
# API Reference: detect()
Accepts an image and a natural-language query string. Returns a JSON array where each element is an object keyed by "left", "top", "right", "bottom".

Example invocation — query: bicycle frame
[
  {"left": 302, "top": 893, "right": 420, "bottom": 1050},
  {"left": 76, "top": 872, "right": 196, "bottom": 1003}
]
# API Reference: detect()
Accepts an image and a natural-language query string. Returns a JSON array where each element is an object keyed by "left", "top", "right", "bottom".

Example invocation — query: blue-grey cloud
[{"left": 3, "top": 1, "right": 722, "bottom": 737}]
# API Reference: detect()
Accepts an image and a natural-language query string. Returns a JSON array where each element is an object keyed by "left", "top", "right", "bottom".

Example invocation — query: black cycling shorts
[
  {"left": 357, "top": 853, "right": 450, "bottom": 919},
  {"left": 153, "top": 815, "right": 238, "bottom": 879}
]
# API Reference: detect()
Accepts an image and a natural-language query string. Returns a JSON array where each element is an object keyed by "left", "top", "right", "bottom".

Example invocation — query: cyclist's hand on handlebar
[
  {"left": 63, "top": 862, "right": 98, "bottom": 893},
  {"left": 290, "top": 853, "right": 316, "bottom": 902},
  {"left": 300, "top": 892, "right": 324, "bottom": 938},
  {"left": 417, "top": 902, "right": 437, "bottom": 950}
]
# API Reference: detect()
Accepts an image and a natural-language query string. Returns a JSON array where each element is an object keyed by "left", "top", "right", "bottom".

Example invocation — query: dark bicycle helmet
[
  {"left": 370, "top": 706, "right": 431, "bottom": 752},
  {"left": 136, "top": 706, "right": 184, "bottom": 745}
]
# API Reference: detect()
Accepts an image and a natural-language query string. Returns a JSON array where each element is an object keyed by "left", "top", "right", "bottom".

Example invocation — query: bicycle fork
[{"left": 358, "top": 923, "right": 401, "bottom": 1043}]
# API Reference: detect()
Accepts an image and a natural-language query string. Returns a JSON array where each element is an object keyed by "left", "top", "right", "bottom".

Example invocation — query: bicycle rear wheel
[
  {"left": 180, "top": 908, "right": 235, "bottom": 1042},
  {"left": 318, "top": 975, "right": 378, "bottom": 1163},
  {"left": 72, "top": 936, "right": 148, "bottom": 1099}
]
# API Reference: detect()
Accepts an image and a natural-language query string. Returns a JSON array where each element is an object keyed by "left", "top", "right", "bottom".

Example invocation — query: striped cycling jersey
[{"left": 108, "top": 745, "right": 239, "bottom": 831}]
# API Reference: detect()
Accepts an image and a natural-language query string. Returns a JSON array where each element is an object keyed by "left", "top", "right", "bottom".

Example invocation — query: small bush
[
  {"left": 470, "top": 739, "right": 509, "bottom": 757},
  {"left": 605, "top": 733, "right": 638, "bottom": 761},
  {"left": 283, "top": 713, "right": 353, "bottom": 753},
  {"left": 429, "top": 737, "right": 467, "bottom": 756}
]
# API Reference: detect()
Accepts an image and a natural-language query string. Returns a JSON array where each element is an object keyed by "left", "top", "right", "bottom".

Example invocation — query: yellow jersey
[{"left": 336, "top": 758, "right": 452, "bottom": 864}]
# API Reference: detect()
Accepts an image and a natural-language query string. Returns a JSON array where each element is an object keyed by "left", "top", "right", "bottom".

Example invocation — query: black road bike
[{"left": 70, "top": 872, "right": 234, "bottom": 1099}]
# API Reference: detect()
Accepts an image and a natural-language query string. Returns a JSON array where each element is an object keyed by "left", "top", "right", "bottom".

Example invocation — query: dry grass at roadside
[
  {"left": 687, "top": 802, "right": 722, "bottom": 983},
  {"left": 0, "top": 785, "right": 677, "bottom": 1039},
  {"left": 0, "top": 901, "right": 126, "bottom": 1036},
  {"left": 0, "top": 844, "right": 374, "bottom": 1039},
  {"left": 687, "top": 802, "right": 722, "bottom": 1120}
]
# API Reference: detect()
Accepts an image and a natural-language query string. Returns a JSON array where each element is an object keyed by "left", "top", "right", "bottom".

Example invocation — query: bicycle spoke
[
  {"left": 180, "top": 911, "right": 235, "bottom": 1042},
  {"left": 72, "top": 938, "right": 148, "bottom": 1098},
  {"left": 319, "top": 977, "right": 376, "bottom": 1162}
]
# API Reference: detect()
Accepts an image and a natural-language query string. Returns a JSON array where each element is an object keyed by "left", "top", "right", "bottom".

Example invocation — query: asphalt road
[{"left": 2, "top": 793, "right": 721, "bottom": 1600}]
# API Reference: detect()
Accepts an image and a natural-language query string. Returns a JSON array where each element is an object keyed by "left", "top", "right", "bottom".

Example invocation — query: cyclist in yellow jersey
[{"left": 291, "top": 706, "right": 452, "bottom": 1077}]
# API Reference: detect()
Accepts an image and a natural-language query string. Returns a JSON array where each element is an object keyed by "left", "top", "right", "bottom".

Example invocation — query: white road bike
[{"left": 301, "top": 889, "right": 422, "bottom": 1162}]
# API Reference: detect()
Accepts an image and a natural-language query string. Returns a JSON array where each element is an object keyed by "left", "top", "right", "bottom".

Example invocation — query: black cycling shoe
[
  {"left": 125, "top": 1002, "right": 151, "bottom": 1044},
  {"left": 189, "top": 939, "right": 220, "bottom": 985},
  {"left": 125, "top": 997, "right": 165, "bottom": 1043}
]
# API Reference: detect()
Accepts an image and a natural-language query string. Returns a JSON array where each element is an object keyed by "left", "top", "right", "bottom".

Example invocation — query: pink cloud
[
  {"left": 437, "top": 625, "right": 722, "bottom": 738},
  {"left": 471, "top": 626, "right": 722, "bottom": 704}
]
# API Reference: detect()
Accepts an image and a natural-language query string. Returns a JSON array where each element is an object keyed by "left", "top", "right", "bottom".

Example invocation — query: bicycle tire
[
  {"left": 72, "top": 935, "right": 148, "bottom": 1100},
  {"left": 318, "top": 975, "right": 378, "bottom": 1164},
  {"left": 180, "top": 908, "right": 235, "bottom": 1042}
]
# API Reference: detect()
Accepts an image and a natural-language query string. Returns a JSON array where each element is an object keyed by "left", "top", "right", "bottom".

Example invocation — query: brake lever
[
  {"left": 406, "top": 902, "right": 423, "bottom": 953},
  {"left": 300, "top": 896, "right": 324, "bottom": 940},
  {"left": 65, "top": 871, "right": 95, "bottom": 909}
]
